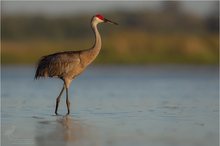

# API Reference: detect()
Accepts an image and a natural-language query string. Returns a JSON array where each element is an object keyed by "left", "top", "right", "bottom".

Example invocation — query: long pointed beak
[{"left": 104, "top": 18, "right": 118, "bottom": 25}]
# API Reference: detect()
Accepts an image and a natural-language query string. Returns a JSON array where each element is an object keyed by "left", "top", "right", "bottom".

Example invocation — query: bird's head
[{"left": 92, "top": 14, "right": 118, "bottom": 26}]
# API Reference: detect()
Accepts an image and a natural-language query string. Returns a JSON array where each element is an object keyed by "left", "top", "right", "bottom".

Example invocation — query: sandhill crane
[{"left": 35, "top": 14, "right": 118, "bottom": 115}]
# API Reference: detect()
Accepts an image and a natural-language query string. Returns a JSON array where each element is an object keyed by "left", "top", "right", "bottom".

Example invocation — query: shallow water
[{"left": 1, "top": 65, "right": 219, "bottom": 146}]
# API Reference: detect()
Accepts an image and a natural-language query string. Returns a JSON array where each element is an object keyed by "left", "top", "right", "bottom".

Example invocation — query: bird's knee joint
[
  {"left": 56, "top": 98, "right": 60, "bottom": 103},
  {"left": 66, "top": 101, "right": 70, "bottom": 106}
]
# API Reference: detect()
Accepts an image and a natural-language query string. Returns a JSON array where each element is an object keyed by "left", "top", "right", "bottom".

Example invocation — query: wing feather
[{"left": 35, "top": 52, "right": 80, "bottom": 79}]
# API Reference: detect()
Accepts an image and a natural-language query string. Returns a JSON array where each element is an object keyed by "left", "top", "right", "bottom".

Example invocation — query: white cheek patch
[
  {"left": 92, "top": 17, "right": 104, "bottom": 26},
  {"left": 95, "top": 17, "right": 104, "bottom": 23}
]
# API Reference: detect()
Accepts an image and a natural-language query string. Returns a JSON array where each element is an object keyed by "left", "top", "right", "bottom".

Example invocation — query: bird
[{"left": 35, "top": 14, "right": 118, "bottom": 115}]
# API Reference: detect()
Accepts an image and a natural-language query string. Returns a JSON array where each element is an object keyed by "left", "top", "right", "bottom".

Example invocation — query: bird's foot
[{"left": 55, "top": 112, "right": 62, "bottom": 116}]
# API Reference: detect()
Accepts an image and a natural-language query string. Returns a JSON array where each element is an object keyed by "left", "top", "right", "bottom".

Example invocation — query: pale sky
[{"left": 2, "top": 1, "right": 218, "bottom": 17}]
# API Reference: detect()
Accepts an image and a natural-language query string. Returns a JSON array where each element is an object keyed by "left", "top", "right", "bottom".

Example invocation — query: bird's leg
[
  {"left": 64, "top": 79, "right": 71, "bottom": 115},
  {"left": 55, "top": 86, "right": 65, "bottom": 115},
  {"left": 66, "top": 87, "right": 70, "bottom": 115}
]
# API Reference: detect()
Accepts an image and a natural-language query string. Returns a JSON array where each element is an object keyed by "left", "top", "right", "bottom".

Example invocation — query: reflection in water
[
  {"left": 35, "top": 115, "right": 99, "bottom": 146},
  {"left": 57, "top": 115, "right": 85, "bottom": 142}
]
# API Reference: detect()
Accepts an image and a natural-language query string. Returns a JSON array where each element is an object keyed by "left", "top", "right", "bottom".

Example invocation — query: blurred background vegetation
[{"left": 1, "top": 1, "right": 219, "bottom": 65}]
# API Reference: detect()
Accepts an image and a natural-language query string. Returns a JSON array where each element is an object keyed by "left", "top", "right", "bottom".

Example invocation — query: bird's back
[{"left": 35, "top": 51, "right": 82, "bottom": 79}]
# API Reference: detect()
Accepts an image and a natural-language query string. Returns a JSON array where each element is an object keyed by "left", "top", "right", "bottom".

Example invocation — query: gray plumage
[
  {"left": 35, "top": 14, "right": 118, "bottom": 115},
  {"left": 35, "top": 51, "right": 81, "bottom": 79}
]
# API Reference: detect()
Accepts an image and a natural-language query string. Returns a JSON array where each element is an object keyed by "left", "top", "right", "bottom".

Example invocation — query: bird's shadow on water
[{"left": 34, "top": 115, "right": 98, "bottom": 146}]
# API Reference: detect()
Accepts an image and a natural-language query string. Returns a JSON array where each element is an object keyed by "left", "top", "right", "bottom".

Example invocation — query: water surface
[{"left": 1, "top": 65, "right": 219, "bottom": 146}]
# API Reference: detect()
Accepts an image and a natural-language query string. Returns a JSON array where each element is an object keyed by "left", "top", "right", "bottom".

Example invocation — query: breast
[{"left": 58, "top": 52, "right": 87, "bottom": 79}]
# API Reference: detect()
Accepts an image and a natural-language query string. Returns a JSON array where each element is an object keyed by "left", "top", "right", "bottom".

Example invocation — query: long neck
[
  {"left": 81, "top": 22, "right": 102, "bottom": 66},
  {"left": 91, "top": 23, "right": 102, "bottom": 53}
]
